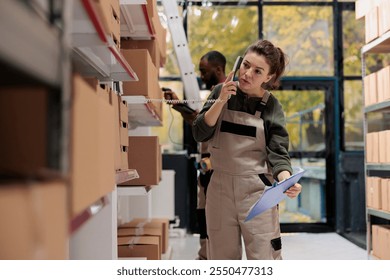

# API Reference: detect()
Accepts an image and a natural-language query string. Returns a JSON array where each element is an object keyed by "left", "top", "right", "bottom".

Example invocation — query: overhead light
[
  {"left": 231, "top": 16, "right": 238, "bottom": 29},
  {"left": 212, "top": 11, "right": 218, "bottom": 20}
]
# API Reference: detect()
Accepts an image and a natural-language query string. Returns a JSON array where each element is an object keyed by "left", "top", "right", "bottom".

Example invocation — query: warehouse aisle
[{"left": 169, "top": 232, "right": 370, "bottom": 260}]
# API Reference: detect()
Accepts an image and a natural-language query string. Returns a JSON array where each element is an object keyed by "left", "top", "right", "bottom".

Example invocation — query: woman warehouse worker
[{"left": 192, "top": 39, "right": 302, "bottom": 260}]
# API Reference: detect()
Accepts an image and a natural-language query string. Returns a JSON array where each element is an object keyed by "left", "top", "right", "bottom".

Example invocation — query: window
[{"left": 263, "top": 5, "right": 333, "bottom": 76}]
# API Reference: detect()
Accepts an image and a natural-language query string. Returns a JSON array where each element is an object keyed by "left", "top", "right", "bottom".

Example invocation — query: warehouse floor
[{"left": 168, "top": 231, "right": 371, "bottom": 260}]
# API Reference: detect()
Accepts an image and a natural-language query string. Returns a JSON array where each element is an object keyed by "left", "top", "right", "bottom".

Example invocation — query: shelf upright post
[{"left": 60, "top": 0, "right": 74, "bottom": 177}]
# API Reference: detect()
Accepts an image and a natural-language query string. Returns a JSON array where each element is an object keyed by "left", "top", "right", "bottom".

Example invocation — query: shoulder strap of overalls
[{"left": 255, "top": 90, "right": 271, "bottom": 118}]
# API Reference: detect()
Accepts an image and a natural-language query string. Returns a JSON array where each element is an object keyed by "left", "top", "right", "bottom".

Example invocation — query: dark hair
[
  {"left": 244, "top": 40, "right": 288, "bottom": 90},
  {"left": 201, "top": 50, "right": 226, "bottom": 73}
]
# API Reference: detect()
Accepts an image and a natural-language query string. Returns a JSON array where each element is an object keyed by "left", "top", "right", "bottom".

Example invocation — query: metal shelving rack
[
  {"left": 362, "top": 29, "right": 390, "bottom": 259},
  {"left": 1, "top": 0, "right": 171, "bottom": 260}
]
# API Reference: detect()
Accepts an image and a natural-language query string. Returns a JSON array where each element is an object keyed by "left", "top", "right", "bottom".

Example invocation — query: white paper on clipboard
[{"left": 245, "top": 167, "right": 306, "bottom": 222}]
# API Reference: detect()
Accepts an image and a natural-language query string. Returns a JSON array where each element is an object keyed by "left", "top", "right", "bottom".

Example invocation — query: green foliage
[{"left": 187, "top": 6, "right": 258, "bottom": 72}]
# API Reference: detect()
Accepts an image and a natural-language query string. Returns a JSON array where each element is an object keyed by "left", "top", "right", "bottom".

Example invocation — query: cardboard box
[
  {"left": 363, "top": 72, "right": 377, "bottom": 106},
  {"left": 121, "top": 49, "right": 162, "bottom": 118},
  {"left": 355, "top": 0, "right": 381, "bottom": 20},
  {"left": 86, "top": 79, "right": 124, "bottom": 171},
  {"left": 372, "top": 224, "right": 381, "bottom": 258},
  {"left": 382, "top": 226, "right": 390, "bottom": 260},
  {"left": 366, "top": 176, "right": 382, "bottom": 209},
  {"left": 378, "top": 0, "right": 390, "bottom": 35},
  {"left": 151, "top": 218, "right": 169, "bottom": 252},
  {"left": 92, "top": 0, "right": 120, "bottom": 48},
  {"left": 379, "top": 130, "right": 387, "bottom": 163},
  {"left": 365, "top": 133, "right": 372, "bottom": 163},
  {"left": 118, "top": 236, "right": 160, "bottom": 260},
  {"left": 121, "top": 39, "right": 161, "bottom": 69},
  {"left": 145, "top": 0, "right": 157, "bottom": 19},
  {"left": 151, "top": 14, "right": 167, "bottom": 67},
  {"left": 366, "top": 177, "right": 374, "bottom": 208},
  {"left": 0, "top": 180, "right": 68, "bottom": 259},
  {"left": 121, "top": 49, "right": 159, "bottom": 99},
  {"left": 372, "top": 177, "right": 382, "bottom": 210},
  {"left": 372, "top": 225, "right": 390, "bottom": 259},
  {"left": 71, "top": 73, "right": 115, "bottom": 216},
  {"left": 381, "top": 179, "right": 389, "bottom": 211},
  {"left": 377, "top": 67, "right": 385, "bottom": 103},
  {"left": 118, "top": 227, "right": 162, "bottom": 256},
  {"left": 119, "top": 218, "right": 168, "bottom": 254},
  {"left": 388, "top": 180, "right": 390, "bottom": 211},
  {"left": 386, "top": 130, "right": 390, "bottom": 163},
  {"left": 383, "top": 66, "right": 390, "bottom": 101},
  {"left": 119, "top": 136, "right": 161, "bottom": 186},
  {"left": 366, "top": 132, "right": 379, "bottom": 163},
  {"left": 152, "top": 81, "right": 163, "bottom": 121},
  {"left": 365, "top": 7, "right": 379, "bottom": 44},
  {"left": 372, "top": 132, "right": 379, "bottom": 163},
  {"left": 0, "top": 88, "right": 48, "bottom": 176}
]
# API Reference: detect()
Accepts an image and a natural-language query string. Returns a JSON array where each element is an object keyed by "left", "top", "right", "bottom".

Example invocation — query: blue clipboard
[{"left": 245, "top": 167, "right": 306, "bottom": 222}]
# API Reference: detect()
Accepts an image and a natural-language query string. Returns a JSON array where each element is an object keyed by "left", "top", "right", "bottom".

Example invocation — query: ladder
[{"left": 160, "top": 0, "right": 201, "bottom": 111}]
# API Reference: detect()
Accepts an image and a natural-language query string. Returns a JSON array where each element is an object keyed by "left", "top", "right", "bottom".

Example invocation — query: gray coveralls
[{"left": 206, "top": 91, "right": 282, "bottom": 260}]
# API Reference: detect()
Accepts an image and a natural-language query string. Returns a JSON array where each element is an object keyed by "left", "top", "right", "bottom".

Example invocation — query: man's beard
[{"left": 205, "top": 73, "right": 219, "bottom": 90}]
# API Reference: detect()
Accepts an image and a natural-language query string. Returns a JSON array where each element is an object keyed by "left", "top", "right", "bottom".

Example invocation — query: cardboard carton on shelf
[
  {"left": 386, "top": 130, "right": 390, "bottom": 164},
  {"left": 372, "top": 176, "right": 382, "bottom": 210},
  {"left": 121, "top": 49, "right": 162, "bottom": 115},
  {"left": 378, "top": 0, "right": 390, "bottom": 36},
  {"left": 379, "top": 130, "right": 388, "bottom": 163},
  {"left": 85, "top": 78, "right": 125, "bottom": 171},
  {"left": 119, "top": 136, "right": 161, "bottom": 187},
  {"left": 118, "top": 218, "right": 169, "bottom": 254},
  {"left": 121, "top": 39, "right": 161, "bottom": 69},
  {"left": 372, "top": 224, "right": 390, "bottom": 260},
  {"left": 366, "top": 177, "right": 374, "bottom": 208},
  {"left": 117, "top": 227, "right": 162, "bottom": 256},
  {"left": 92, "top": 0, "right": 121, "bottom": 48},
  {"left": 118, "top": 236, "right": 160, "bottom": 260},
  {"left": 364, "top": 7, "right": 379, "bottom": 44},
  {"left": 382, "top": 66, "right": 390, "bottom": 101},
  {"left": 70, "top": 73, "right": 115, "bottom": 217},
  {"left": 0, "top": 87, "right": 49, "bottom": 177},
  {"left": 363, "top": 72, "right": 377, "bottom": 106},
  {"left": 355, "top": 0, "right": 381, "bottom": 20},
  {"left": 381, "top": 178, "right": 390, "bottom": 212},
  {"left": 151, "top": 11, "right": 167, "bottom": 66},
  {"left": 0, "top": 180, "right": 68, "bottom": 260}
]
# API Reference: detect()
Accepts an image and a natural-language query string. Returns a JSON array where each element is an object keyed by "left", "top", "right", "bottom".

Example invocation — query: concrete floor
[{"left": 168, "top": 231, "right": 370, "bottom": 260}]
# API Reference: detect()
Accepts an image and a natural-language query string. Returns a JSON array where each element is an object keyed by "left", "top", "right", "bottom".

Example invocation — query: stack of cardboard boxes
[
  {"left": 356, "top": 0, "right": 390, "bottom": 43},
  {"left": 114, "top": 0, "right": 168, "bottom": 259},
  {"left": 92, "top": 0, "right": 121, "bottom": 48},
  {"left": 121, "top": 0, "right": 167, "bottom": 122},
  {"left": 119, "top": 136, "right": 161, "bottom": 187},
  {"left": 117, "top": 218, "right": 169, "bottom": 260},
  {"left": 357, "top": 0, "right": 390, "bottom": 260},
  {"left": 0, "top": 88, "right": 69, "bottom": 259},
  {"left": 0, "top": 0, "right": 167, "bottom": 259},
  {"left": 84, "top": 0, "right": 168, "bottom": 261}
]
